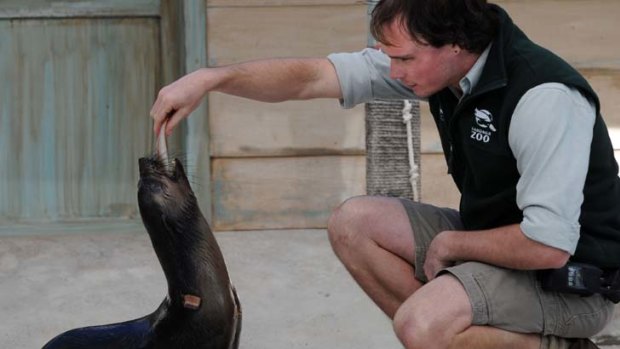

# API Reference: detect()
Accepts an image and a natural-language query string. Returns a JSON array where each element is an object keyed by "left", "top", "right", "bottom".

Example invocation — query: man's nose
[{"left": 389, "top": 61, "right": 404, "bottom": 80}]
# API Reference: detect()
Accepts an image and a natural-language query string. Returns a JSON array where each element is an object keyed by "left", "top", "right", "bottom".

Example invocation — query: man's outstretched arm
[{"left": 150, "top": 58, "right": 342, "bottom": 136}]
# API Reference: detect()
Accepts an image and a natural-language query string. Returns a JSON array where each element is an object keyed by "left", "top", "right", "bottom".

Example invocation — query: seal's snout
[
  {"left": 138, "top": 157, "right": 166, "bottom": 194},
  {"left": 137, "top": 157, "right": 191, "bottom": 205},
  {"left": 139, "top": 157, "right": 167, "bottom": 178}
]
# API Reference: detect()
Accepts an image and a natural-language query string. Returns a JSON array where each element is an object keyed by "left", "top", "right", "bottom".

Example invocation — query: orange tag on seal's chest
[{"left": 182, "top": 294, "right": 202, "bottom": 310}]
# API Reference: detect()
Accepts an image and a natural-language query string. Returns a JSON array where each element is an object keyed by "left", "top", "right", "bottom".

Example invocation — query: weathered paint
[
  {"left": 0, "top": 0, "right": 160, "bottom": 18},
  {"left": 182, "top": 0, "right": 212, "bottom": 221},
  {"left": 0, "top": 18, "right": 160, "bottom": 222},
  {"left": 211, "top": 156, "right": 366, "bottom": 231}
]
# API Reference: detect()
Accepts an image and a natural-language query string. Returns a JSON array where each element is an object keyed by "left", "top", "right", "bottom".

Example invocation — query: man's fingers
[
  {"left": 152, "top": 102, "right": 175, "bottom": 135},
  {"left": 165, "top": 108, "right": 190, "bottom": 136},
  {"left": 149, "top": 97, "right": 161, "bottom": 119},
  {"left": 150, "top": 91, "right": 168, "bottom": 118},
  {"left": 424, "top": 264, "right": 433, "bottom": 281},
  {"left": 150, "top": 88, "right": 174, "bottom": 133},
  {"left": 152, "top": 107, "right": 168, "bottom": 135}
]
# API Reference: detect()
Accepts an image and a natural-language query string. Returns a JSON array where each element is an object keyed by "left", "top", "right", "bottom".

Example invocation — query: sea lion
[{"left": 42, "top": 125, "right": 241, "bottom": 349}]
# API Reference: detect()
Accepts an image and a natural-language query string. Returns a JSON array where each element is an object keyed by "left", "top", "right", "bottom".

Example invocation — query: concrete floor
[{"left": 1, "top": 222, "right": 619, "bottom": 349}]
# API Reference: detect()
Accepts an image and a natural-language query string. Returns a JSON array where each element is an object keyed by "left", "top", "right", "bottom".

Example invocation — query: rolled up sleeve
[
  {"left": 509, "top": 83, "right": 596, "bottom": 254},
  {"left": 327, "top": 48, "right": 417, "bottom": 109}
]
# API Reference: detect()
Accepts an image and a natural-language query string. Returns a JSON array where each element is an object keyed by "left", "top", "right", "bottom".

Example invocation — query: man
[{"left": 151, "top": 0, "right": 620, "bottom": 348}]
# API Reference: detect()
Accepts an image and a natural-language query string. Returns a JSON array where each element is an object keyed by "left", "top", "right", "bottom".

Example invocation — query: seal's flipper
[{"left": 42, "top": 317, "right": 151, "bottom": 349}]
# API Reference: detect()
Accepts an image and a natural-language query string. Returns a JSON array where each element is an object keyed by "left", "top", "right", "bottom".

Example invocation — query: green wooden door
[{"left": 0, "top": 1, "right": 170, "bottom": 223}]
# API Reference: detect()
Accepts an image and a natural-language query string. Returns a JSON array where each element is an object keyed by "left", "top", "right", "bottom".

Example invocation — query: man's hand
[
  {"left": 424, "top": 231, "right": 456, "bottom": 281},
  {"left": 422, "top": 225, "right": 571, "bottom": 280},
  {"left": 150, "top": 69, "right": 212, "bottom": 136}
]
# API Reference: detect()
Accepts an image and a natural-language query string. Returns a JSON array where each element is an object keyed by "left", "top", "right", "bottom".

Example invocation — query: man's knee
[
  {"left": 327, "top": 196, "right": 371, "bottom": 251},
  {"left": 392, "top": 275, "right": 473, "bottom": 349},
  {"left": 393, "top": 304, "right": 437, "bottom": 349}
]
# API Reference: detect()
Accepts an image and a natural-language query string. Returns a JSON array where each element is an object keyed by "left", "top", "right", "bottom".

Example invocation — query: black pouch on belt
[{"left": 537, "top": 262, "right": 620, "bottom": 303}]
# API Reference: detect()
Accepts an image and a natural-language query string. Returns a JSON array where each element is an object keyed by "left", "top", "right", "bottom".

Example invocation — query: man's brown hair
[{"left": 370, "top": 0, "right": 498, "bottom": 53}]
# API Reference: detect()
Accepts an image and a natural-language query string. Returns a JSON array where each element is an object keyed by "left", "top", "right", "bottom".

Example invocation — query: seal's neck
[{"left": 148, "top": 214, "right": 232, "bottom": 310}]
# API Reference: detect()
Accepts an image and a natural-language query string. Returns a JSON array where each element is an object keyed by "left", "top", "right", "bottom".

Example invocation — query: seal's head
[
  {"left": 137, "top": 156, "right": 197, "bottom": 226},
  {"left": 138, "top": 156, "right": 196, "bottom": 209},
  {"left": 138, "top": 119, "right": 198, "bottom": 220}
]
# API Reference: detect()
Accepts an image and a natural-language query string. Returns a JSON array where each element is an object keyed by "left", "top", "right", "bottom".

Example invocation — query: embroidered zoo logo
[{"left": 471, "top": 108, "right": 496, "bottom": 143}]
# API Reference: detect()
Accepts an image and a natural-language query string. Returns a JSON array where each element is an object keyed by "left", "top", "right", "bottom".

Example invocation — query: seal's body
[{"left": 42, "top": 156, "right": 241, "bottom": 349}]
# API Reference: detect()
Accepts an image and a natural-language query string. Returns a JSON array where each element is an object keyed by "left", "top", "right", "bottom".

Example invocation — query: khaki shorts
[{"left": 399, "top": 199, "right": 615, "bottom": 337}]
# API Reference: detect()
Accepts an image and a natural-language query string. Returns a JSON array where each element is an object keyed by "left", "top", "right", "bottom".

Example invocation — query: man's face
[{"left": 379, "top": 21, "right": 464, "bottom": 97}]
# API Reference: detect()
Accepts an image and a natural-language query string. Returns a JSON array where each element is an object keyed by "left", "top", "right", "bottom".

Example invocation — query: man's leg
[
  {"left": 327, "top": 195, "right": 422, "bottom": 317},
  {"left": 451, "top": 326, "right": 541, "bottom": 349},
  {"left": 327, "top": 198, "right": 610, "bottom": 348},
  {"left": 393, "top": 274, "right": 541, "bottom": 349},
  {"left": 326, "top": 196, "right": 539, "bottom": 348}
]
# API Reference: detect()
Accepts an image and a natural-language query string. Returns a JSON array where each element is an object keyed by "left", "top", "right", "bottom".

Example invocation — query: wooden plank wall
[
  {"left": 0, "top": 15, "right": 159, "bottom": 222},
  {"left": 0, "top": 0, "right": 160, "bottom": 18},
  {"left": 207, "top": 0, "right": 620, "bottom": 230},
  {"left": 207, "top": 1, "right": 368, "bottom": 230}
]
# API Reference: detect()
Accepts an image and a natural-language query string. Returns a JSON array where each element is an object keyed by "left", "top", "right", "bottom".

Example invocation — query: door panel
[
  {"left": 0, "top": 0, "right": 159, "bottom": 18},
  {"left": 0, "top": 18, "right": 159, "bottom": 221}
]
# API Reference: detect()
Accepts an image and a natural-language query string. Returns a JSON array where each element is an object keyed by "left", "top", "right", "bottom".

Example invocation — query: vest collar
[
  {"left": 467, "top": 4, "right": 514, "bottom": 97},
  {"left": 451, "top": 43, "right": 492, "bottom": 99}
]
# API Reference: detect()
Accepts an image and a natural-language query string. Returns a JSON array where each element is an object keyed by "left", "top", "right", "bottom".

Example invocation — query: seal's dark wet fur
[{"left": 42, "top": 156, "right": 241, "bottom": 349}]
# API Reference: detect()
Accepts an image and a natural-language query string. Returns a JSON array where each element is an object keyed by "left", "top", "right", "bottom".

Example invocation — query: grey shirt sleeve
[
  {"left": 509, "top": 83, "right": 596, "bottom": 254},
  {"left": 327, "top": 48, "right": 418, "bottom": 108}
]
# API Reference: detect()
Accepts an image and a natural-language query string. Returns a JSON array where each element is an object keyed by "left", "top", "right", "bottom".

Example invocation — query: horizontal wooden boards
[
  {"left": 498, "top": 0, "right": 620, "bottom": 69},
  {"left": 0, "top": 18, "right": 159, "bottom": 221},
  {"left": 209, "top": 96, "right": 365, "bottom": 157},
  {"left": 212, "top": 156, "right": 365, "bottom": 230},
  {"left": 207, "top": 0, "right": 365, "bottom": 7},
  {"left": 0, "top": 0, "right": 160, "bottom": 18},
  {"left": 206, "top": 5, "right": 367, "bottom": 65},
  {"left": 207, "top": 3, "right": 368, "bottom": 158}
]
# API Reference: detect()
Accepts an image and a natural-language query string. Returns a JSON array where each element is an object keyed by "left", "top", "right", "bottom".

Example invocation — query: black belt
[{"left": 537, "top": 262, "right": 620, "bottom": 303}]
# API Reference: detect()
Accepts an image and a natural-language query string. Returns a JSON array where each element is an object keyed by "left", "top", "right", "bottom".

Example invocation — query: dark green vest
[{"left": 428, "top": 4, "right": 620, "bottom": 267}]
